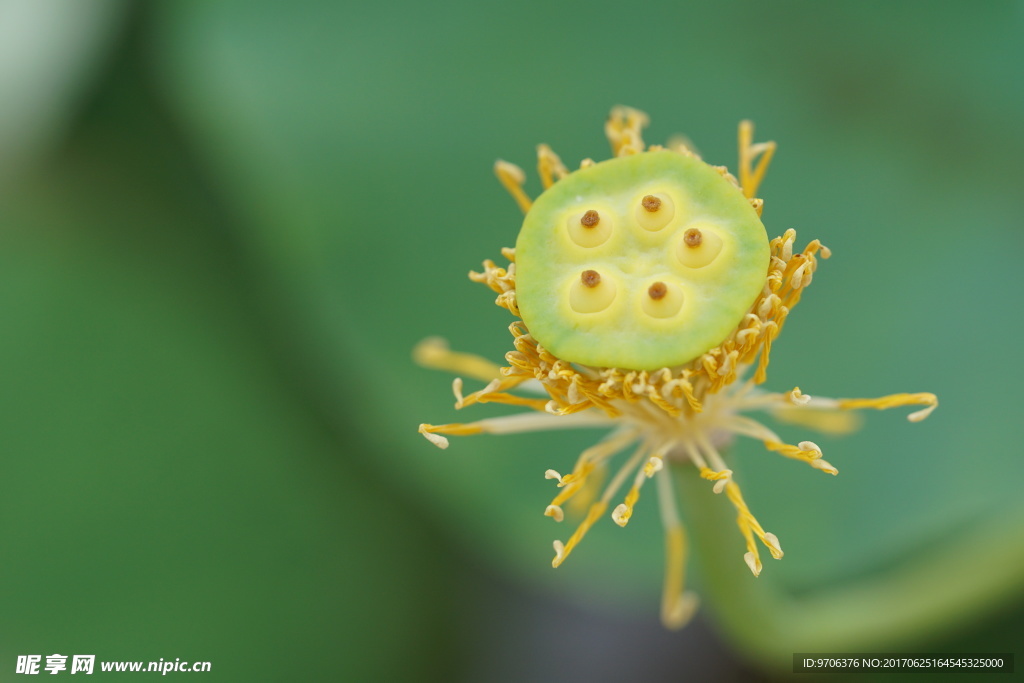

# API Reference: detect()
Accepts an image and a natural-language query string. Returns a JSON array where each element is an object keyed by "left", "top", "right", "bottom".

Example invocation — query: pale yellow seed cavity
[
  {"left": 635, "top": 192, "right": 675, "bottom": 231},
  {"left": 567, "top": 209, "right": 612, "bottom": 248},
  {"left": 677, "top": 224, "right": 723, "bottom": 269},
  {"left": 641, "top": 280, "right": 684, "bottom": 319},
  {"left": 570, "top": 271, "right": 617, "bottom": 313}
]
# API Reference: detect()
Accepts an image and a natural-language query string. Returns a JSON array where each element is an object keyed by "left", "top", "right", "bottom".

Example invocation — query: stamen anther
[
  {"left": 744, "top": 551, "right": 762, "bottom": 577},
  {"left": 545, "top": 505, "right": 565, "bottom": 522},
  {"left": 552, "top": 540, "right": 565, "bottom": 566}
]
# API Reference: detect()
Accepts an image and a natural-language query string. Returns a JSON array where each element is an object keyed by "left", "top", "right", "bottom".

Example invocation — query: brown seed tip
[
  {"left": 581, "top": 270, "right": 601, "bottom": 288},
  {"left": 683, "top": 228, "right": 703, "bottom": 247},
  {"left": 648, "top": 281, "right": 667, "bottom": 300},
  {"left": 641, "top": 195, "right": 662, "bottom": 212},
  {"left": 580, "top": 210, "right": 600, "bottom": 227}
]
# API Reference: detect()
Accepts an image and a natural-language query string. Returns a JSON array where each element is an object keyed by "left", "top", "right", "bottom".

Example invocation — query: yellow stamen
[
  {"left": 549, "top": 462, "right": 596, "bottom": 507},
  {"left": 655, "top": 464, "right": 698, "bottom": 629},
  {"left": 838, "top": 392, "right": 939, "bottom": 422},
  {"left": 643, "top": 455, "right": 665, "bottom": 477},
  {"left": 461, "top": 389, "right": 550, "bottom": 411},
  {"left": 699, "top": 466, "right": 733, "bottom": 494},
  {"left": 611, "top": 486, "right": 641, "bottom": 527},
  {"left": 494, "top": 159, "right": 532, "bottom": 213},
  {"left": 665, "top": 133, "right": 700, "bottom": 158},
  {"left": 413, "top": 337, "right": 502, "bottom": 382},
  {"left": 544, "top": 505, "right": 564, "bottom": 522},
  {"left": 763, "top": 439, "right": 837, "bottom": 475},
  {"left": 738, "top": 120, "right": 776, "bottom": 199},
  {"left": 789, "top": 386, "right": 811, "bottom": 405},
  {"left": 565, "top": 464, "right": 605, "bottom": 516},
  {"left": 605, "top": 106, "right": 649, "bottom": 157},
  {"left": 421, "top": 410, "right": 612, "bottom": 450},
  {"left": 418, "top": 422, "right": 483, "bottom": 448},
  {"left": 753, "top": 321, "right": 779, "bottom": 384},
  {"left": 661, "top": 524, "right": 698, "bottom": 629},
  {"left": 724, "top": 480, "right": 783, "bottom": 576},
  {"left": 536, "top": 143, "right": 568, "bottom": 189},
  {"left": 546, "top": 431, "right": 637, "bottom": 512},
  {"left": 552, "top": 502, "right": 607, "bottom": 568},
  {"left": 773, "top": 405, "right": 862, "bottom": 435},
  {"left": 612, "top": 441, "right": 675, "bottom": 527}
]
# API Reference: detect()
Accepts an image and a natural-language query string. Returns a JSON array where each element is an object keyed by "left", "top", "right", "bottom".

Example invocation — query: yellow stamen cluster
[{"left": 417, "top": 107, "right": 938, "bottom": 629}]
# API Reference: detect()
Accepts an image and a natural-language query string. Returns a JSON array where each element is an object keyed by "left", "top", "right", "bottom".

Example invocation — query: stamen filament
[
  {"left": 838, "top": 392, "right": 939, "bottom": 422},
  {"left": 738, "top": 120, "right": 776, "bottom": 199},
  {"left": 656, "top": 466, "right": 698, "bottom": 629},
  {"left": 771, "top": 405, "right": 862, "bottom": 435},
  {"left": 613, "top": 439, "right": 677, "bottom": 526},
  {"left": 695, "top": 435, "right": 782, "bottom": 572},
  {"left": 553, "top": 441, "right": 650, "bottom": 563},
  {"left": 721, "top": 414, "right": 781, "bottom": 443},
  {"left": 699, "top": 466, "right": 733, "bottom": 495},
  {"left": 552, "top": 502, "right": 607, "bottom": 568},
  {"left": 494, "top": 159, "right": 533, "bottom": 213},
  {"left": 537, "top": 143, "right": 568, "bottom": 189},
  {"left": 548, "top": 430, "right": 639, "bottom": 507},
  {"left": 413, "top": 337, "right": 502, "bottom": 382},
  {"left": 763, "top": 439, "right": 837, "bottom": 475},
  {"left": 419, "top": 410, "right": 612, "bottom": 449}
]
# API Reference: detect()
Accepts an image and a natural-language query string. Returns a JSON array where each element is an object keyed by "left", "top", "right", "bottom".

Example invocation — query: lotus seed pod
[
  {"left": 515, "top": 149, "right": 770, "bottom": 370},
  {"left": 419, "top": 111, "right": 939, "bottom": 632}
]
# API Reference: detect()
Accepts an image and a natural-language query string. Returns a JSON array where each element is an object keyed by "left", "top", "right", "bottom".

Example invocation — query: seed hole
[
  {"left": 581, "top": 210, "right": 600, "bottom": 227},
  {"left": 581, "top": 270, "right": 601, "bottom": 288},
  {"left": 683, "top": 228, "right": 703, "bottom": 247},
  {"left": 648, "top": 282, "right": 667, "bottom": 300},
  {"left": 635, "top": 193, "right": 674, "bottom": 232}
]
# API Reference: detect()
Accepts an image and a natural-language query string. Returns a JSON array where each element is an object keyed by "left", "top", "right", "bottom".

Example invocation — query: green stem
[{"left": 675, "top": 469, "right": 1024, "bottom": 670}]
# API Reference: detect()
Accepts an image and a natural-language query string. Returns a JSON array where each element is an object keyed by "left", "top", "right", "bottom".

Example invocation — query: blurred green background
[{"left": 1, "top": 1, "right": 1022, "bottom": 680}]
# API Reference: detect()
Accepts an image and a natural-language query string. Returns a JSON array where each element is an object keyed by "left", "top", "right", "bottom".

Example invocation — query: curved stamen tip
[
  {"left": 552, "top": 540, "right": 566, "bottom": 568},
  {"left": 451, "top": 377, "right": 465, "bottom": 408},
  {"left": 611, "top": 503, "right": 632, "bottom": 527},
  {"left": 744, "top": 552, "right": 762, "bottom": 577},
  {"left": 545, "top": 505, "right": 565, "bottom": 522},
  {"left": 811, "top": 459, "right": 838, "bottom": 475},
  {"left": 544, "top": 400, "right": 565, "bottom": 415},
  {"left": 643, "top": 456, "right": 664, "bottom": 477},
  {"left": 662, "top": 592, "right": 699, "bottom": 631},
  {"left": 544, "top": 469, "right": 564, "bottom": 484},
  {"left": 908, "top": 401, "right": 938, "bottom": 422},
  {"left": 418, "top": 424, "right": 449, "bottom": 449},
  {"left": 789, "top": 387, "right": 811, "bottom": 405},
  {"left": 764, "top": 532, "right": 784, "bottom": 559},
  {"left": 798, "top": 440, "right": 822, "bottom": 458}
]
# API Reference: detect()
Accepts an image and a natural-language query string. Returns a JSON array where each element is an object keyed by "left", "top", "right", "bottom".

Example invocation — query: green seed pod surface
[{"left": 515, "top": 149, "right": 770, "bottom": 371}]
